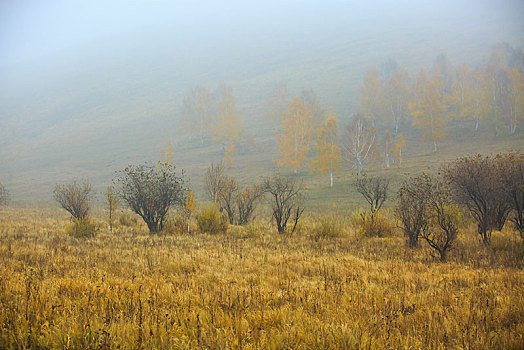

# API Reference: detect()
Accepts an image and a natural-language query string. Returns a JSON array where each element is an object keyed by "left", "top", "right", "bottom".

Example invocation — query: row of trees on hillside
[
  {"left": 267, "top": 89, "right": 405, "bottom": 182},
  {"left": 359, "top": 43, "right": 524, "bottom": 151},
  {"left": 180, "top": 84, "right": 244, "bottom": 164}
]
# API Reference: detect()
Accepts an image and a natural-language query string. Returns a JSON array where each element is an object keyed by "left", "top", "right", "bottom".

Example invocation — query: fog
[{"left": 0, "top": 0, "right": 523, "bottom": 201}]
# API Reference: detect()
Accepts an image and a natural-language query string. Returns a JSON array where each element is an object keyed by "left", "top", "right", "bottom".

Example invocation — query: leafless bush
[
  {"left": 236, "top": 184, "right": 264, "bottom": 225},
  {"left": 396, "top": 174, "right": 432, "bottom": 248},
  {"left": 205, "top": 161, "right": 226, "bottom": 204},
  {"left": 218, "top": 175, "right": 238, "bottom": 224},
  {"left": 496, "top": 152, "right": 524, "bottom": 233},
  {"left": 355, "top": 175, "right": 390, "bottom": 220},
  {"left": 116, "top": 163, "right": 185, "bottom": 233},
  {"left": 443, "top": 154, "right": 511, "bottom": 245},
  {"left": 0, "top": 183, "right": 10, "bottom": 206},
  {"left": 53, "top": 181, "right": 92, "bottom": 220},
  {"left": 396, "top": 173, "right": 460, "bottom": 260},
  {"left": 263, "top": 174, "right": 305, "bottom": 234}
]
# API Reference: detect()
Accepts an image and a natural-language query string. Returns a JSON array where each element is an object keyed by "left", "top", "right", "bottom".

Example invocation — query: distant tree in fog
[
  {"left": 409, "top": 69, "right": 446, "bottom": 152},
  {"left": 180, "top": 86, "right": 214, "bottom": 144},
  {"left": 211, "top": 84, "right": 244, "bottom": 165},
  {"left": 310, "top": 113, "right": 340, "bottom": 187},
  {"left": 263, "top": 83, "right": 289, "bottom": 126},
  {"left": 359, "top": 66, "right": 385, "bottom": 123},
  {"left": 275, "top": 97, "right": 313, "bottom": 173}
]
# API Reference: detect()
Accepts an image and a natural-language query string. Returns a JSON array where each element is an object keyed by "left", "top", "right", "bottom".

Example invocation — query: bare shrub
[
  {"left": 236, "top": 184, "right": 264, "bottom": 225},
  {"left": 53, "top": 181, "right": 92, "bottom": 220},
  {"left": 205, "top": 161, "right": 226, "bottom": 204},
  {"left": 443, "top": 154, "right": 511, "bottom": 245},
  {"left": 116, "top": 163, "right": 185, "bottom": 233},
  {"left": 396, "top": 175, "right": 432, "bottom": 247},
  {"left": 263, "top": 174, "right": 305, "bottom": 234},
  {"left": 218, "top": 175, "right": 238, "bottom": 224},
  {"left": 422, "top": 181, "right": 461, "bottom": 262},
  {"left": 497, "top": 152, "right": 524, "bottom": 233},
  {"left": 355, "top": 175, "right": 390, "bottom": 220},
  {"left": 397, "top": 173, "right": 460, "bottom": 261}
]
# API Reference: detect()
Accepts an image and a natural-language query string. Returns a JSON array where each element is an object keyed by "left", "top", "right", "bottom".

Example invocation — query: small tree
[
  {"left": 355, "top": 175, "right": 390, "bottom": 221},
  {"left": 106, "top": 185, "right": 119, "bottom": 233},
  {"left": 396, "top": 174, "right": 432, "bottom": 248},
  {"left": 205, "top": 162, "right": 226, "bottom": 204},
  {"left": 0, "top": 183, "right": 10, "bottom": 206},
  {"left": 443, "top": 154, "right": 510, "bottom": 245},
  {"left": 263, "top": 174, "right": 305, "bottom": 234},
  {"left": 53, "top": 181, "right": 92, "bottom": 220},
  {"left": 116, "top": 163, "right": 185, "bottom": 233}
]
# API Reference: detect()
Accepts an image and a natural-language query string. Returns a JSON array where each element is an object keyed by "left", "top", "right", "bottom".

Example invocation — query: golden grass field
[{"left": 0, "top": 206, "right": 523, "bottom": 349}]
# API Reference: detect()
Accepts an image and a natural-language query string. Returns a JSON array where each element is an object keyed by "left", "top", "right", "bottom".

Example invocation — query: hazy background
[{"left": 1, "top": 0, "right": 523, "bottom": 202}]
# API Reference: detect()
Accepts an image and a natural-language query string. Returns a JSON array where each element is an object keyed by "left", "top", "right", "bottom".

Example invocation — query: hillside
[{"left": 0, "top": 1, "right": 523, "bottom": 203}]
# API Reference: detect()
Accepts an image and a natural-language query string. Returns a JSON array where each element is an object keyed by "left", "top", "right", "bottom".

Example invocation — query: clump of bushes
[
  {"left": 351, "top": 210, "right": 394, "bottom": 237},
  {"left": 310, "top": 215, "right": 344, "bottom": 241},
  {"left": 197, "top": 205, "right": 228, "bottom": 234},
  {"left": 65, "top": 218, "right": 98, "bottom": 238}
]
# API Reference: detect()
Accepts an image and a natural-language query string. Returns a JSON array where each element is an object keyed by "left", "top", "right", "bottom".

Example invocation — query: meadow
[{"left": 0, "top": 206, "right": 522, "bottom": 349}]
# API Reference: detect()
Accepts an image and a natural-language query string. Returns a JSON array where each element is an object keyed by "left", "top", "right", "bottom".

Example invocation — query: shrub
[
  {"left": 118, "top": 212, "right": 139, "bottom": 227},
  {"left": 65, "top": 218, "right": 98, "bottom": 238},
  {"left": 396, "top": 174, "right": 433, "bottom": 247},
  {"left": 263, "top": 174, "right": 305, "bottom": 234},
  {"left": 53, "top": 181, "right": 91, "bottom": 220},
  {"left": 354, "top": 210, "right": 394, "bottom": 238},
  {"left": 443, "top": 154, "right": 511, "bottom": 245},
  {"left": 310, "top": 215, "right": 344, "bottom": 241},
  {"left": 197, "top": 205, "right": 228, "bottom": 234},
  {"left": 116, "top": 163, "right": 186, "bottom": 233},
  {"left": 162, "top": 215, "right": 188, "bottom": 235}
]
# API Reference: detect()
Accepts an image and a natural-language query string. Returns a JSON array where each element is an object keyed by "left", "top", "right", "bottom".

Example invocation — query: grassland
[{"left": 0, "top": 206, "right": 522, "bottom": 349}]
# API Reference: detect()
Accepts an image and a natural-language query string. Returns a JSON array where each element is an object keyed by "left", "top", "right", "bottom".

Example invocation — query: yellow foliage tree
[
  {"left": 211, "top": 84, "right": 244, "bottom": 164},
  {"left": 409, "top": 70, "right": 447, "bottom": 152},
  {"left": 275, "top": 97, "right": 313, "bottom": 173},
  {"left": 310, "top": 114, "right": 341, "bottom": 187},
  {"left": 384, "top": 69, "right": 411, "bottom": 133},
  {"left": 359, "top": 66, "right": 385, "bottom": 123},
  {"left": 392, "top": 132, "right": 406, "bottom": 165}
]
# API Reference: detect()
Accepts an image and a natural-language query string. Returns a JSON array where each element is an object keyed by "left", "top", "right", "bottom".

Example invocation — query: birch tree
[
  {"left": 310, "top": 114, "right": 341, "bottom": 187},
  {"left": 341, "top": 114, "right": 377, "bottom": 179}
]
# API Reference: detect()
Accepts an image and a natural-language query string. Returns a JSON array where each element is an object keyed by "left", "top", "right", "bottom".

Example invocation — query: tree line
[
  {"left": 42, "top": 151, "right": 523, "bottom": 263},
  {"left": 179, "top": 43, "right": 523, "bottom": 185}
]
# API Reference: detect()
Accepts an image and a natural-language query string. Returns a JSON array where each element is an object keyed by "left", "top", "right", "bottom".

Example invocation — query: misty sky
[{"left": 1, "top": 0, "right": 523, "bottom": 68}]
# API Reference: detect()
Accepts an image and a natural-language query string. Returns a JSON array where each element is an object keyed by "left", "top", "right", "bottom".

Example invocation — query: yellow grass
[{"left": 0, "top": 207, "right": 523, "bottom": 349}]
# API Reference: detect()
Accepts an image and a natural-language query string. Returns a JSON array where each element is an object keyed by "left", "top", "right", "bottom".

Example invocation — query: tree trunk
[
  {"left": 433, "top": 141, "right": 438, "bottom": 152},
  {"left": 329, "top": 171, "right": 333, "bottom": 188}
]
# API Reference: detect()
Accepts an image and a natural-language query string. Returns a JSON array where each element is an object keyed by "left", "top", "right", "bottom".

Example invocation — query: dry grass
[{"left": 0, "top": 206, "right": 523, "bottom": 349}]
